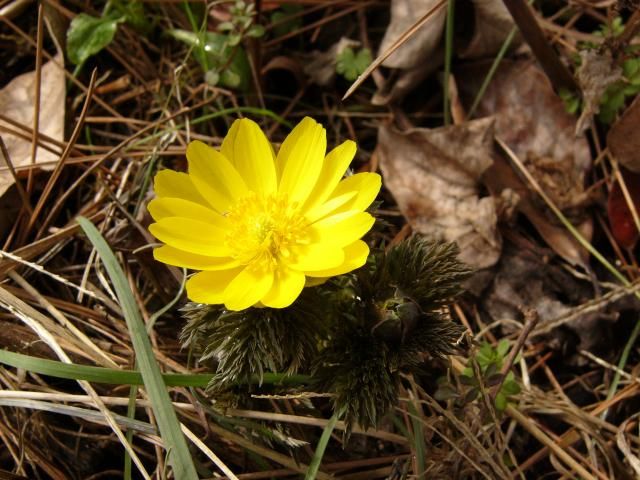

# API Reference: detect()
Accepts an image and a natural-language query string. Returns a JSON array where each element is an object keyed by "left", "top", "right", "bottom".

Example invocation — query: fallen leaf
[
  {"left": 378, "top": 0, "right": 446, "bottom": 70},
  {"left": 378, "top": 118, "right": 502, "bottom": 269},
  {"left": 608, "top": 94, "right": 640, "bottom": 172},
  {"left": 473, "top": 61, "right": 592, "bottom": 211},
  {"left": 0, "top": 52, "right": 63, "bottom": 197},
  {"left": 459, "top": 0, "right": 519, "bottom": 59},
  {"left": 486, "top": 153, "right": 592, "bottom": 268},
  {"left": 464, "top": 61, "right": 593, "bottom": 265},
  {"left": 576, "top": 49, "right": 622, "bottom": 134},
  {"left": 608, "top": 167, "right": 640, "bottom": 249},
  {"left": 481, "top": 243, "right": 614, "bottom": 353}
]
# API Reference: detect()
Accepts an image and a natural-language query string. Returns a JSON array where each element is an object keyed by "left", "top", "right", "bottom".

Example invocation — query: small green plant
[
  {"left": 336, "top": 47, "right": 372, "bottom": 81},
  {"left": 568, "top": 16, "right": 640, "bottom": 123},
  {"left": 66, "top": 1, "right": 148, "bottom": 67},
  {"left": 270, "top": 4, "right": 304, "bottom": 38},
  {"left": 167, "top": 30, "right": 251, "bottom": 89},
  {"left": 217, "top": 0, "right": 265, "bottom": 46},
  {"left": 436, "top": 339, "right": 521, "bottom": 412}
]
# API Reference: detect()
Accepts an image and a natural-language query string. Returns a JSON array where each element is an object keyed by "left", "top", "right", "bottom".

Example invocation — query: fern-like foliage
[
  {"left": 313, "top": 237, "right": 470, "bottom": 433},
  {"left": 181, "top": 290, "right": 326, "bottom": 393}
]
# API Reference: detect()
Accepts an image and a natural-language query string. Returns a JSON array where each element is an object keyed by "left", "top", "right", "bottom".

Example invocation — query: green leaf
[
  {"left": 0, "top": 348, "right": 308, "bottom": 387},
  {"left": 501, "top": 379, "right": 521, "bottom": 396},
  {"left": 117, "top": 1, "right": 150, "bottom": 34},
  {"left": 270, "top": 4, "right": 303, "bottom": 38},
  {"left": 67, "top": 13, "right": 124, "bottom": 65},
  {"left": 495, "top": 392, "right": 507, "bottom": 411},
  {"left": 336, "top": 47, "right": 371, "bottom": 81},
  {"left": 76, "top": 217, "right": 199, "bottom": 480},
  {"left": 496, "top": 339, "right": 510, "bottom": 358},
  {"left": 247, "top": 24, "right": 265, "bottom": 38}
]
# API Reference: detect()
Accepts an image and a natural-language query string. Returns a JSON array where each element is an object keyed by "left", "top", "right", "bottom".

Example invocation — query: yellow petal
[
  {"left": 229, "top": 119, "right": 277, "bottom": 194},
  {"left": 261, "top": 266, "right": 305, "bottom": 308},
  {"left": 288, "top": 243, "right": 344, "bottom": 271},
  {"left": 306, "top": 240, "right": 369, "bottom": 277},
  {"left": 302, "top": 140, "right": 356, "bottom": 212},
  {"left": 325, "top": 172, "right": 382, "bottom": 215},
  {"left": 304, "top": 191, "right": 356, "bottom": 223},
  {"left": 149, "top": 217, "right": 231, "bottom": 256},
  {"left": 153, "top": 245, "right": 239, "bottom": 270},
  {"left": 276, "top": 117, "right": 326, "bottom": 204},
  {"left": 310, "top": 211, "right": 375, "bottom": 247},
  {"left": 186, "top": 268, "right": 243, "bottom": 304},
  {"left": 220, "top": 118, "right": 241, "bottom": 162},
  {"left": 187, "top": 140, "right": 248, "bottom": 213},
  {"left": 223, "top": 263, "right": 274, "bottom": 310},
  {"left": 153, "top": 169, "right": 208, "bottom": 205},
  {"left": 147, "top": 197, "right": 222, "bottom": 223}
]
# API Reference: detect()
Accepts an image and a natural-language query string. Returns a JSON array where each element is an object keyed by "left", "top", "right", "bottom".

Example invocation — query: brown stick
[{"left": 501, "top": 0, "right": 577, "bottom": 92}]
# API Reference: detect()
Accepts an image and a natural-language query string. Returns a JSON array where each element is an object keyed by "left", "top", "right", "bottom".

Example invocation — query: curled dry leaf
[
  {"left": 378, "top": 118, "right": 502, "bottom": 269},
  {"left": 576, "top": 50, "right": 622, "bottom": 134},
  {"left": 459, "top": 0, "right": 518, "bottom": 59},
  {"left": 371, "top": 0, "right": 446, "bottom": 105},
  {"left": 608, "top": 94, "right": 640, "bottom": 173},
  {"left": 0, "top": 52, "right": 63, "bottom": 197},
  {"left": 378, "top": 0, "right": 446, "bottom": 70}
]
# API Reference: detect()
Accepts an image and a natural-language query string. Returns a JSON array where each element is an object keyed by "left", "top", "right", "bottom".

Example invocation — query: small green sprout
[{"left": 336, "top": 47, "right": 372, "bottom": 81}]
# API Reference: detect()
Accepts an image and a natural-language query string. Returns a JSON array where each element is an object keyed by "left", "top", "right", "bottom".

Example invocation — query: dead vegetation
[{"left": 1, "top": 0, "right": 640, "bottom": 478}]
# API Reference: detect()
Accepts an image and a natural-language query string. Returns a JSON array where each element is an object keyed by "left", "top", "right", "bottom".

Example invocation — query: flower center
[{"left": 225, "top": 193, "right": 307, "bottom": 266}]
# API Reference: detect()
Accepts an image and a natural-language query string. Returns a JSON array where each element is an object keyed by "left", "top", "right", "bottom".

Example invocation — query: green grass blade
[
  {"left": 304, "top": 408, "right": 343, "bottom": 480},
  {"left": 76, "top": 216, "right": 199, "bottom": 480},
  {"left": 0, "top": 348, "right": 211, "bottom": 386}
]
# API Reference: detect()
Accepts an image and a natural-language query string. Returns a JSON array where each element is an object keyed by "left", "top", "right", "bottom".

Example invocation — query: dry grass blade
[{"left": 342, "top": 0, "right": 447, "bottom": 100}]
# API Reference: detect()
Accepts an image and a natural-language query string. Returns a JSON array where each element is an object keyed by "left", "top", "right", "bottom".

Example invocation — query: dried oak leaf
[
  {"left": 0, "top": 52, "right": 63, "bottom": 197},
  {"left": 608, "top": 94, "right": 640, "bottom": 173},
  {"left": 378, "top": 118, "right": 501, "bottom": 269},
  {"left": 474, "top": 61, "right": 592, "bottom": 211},
  {"left": 466, "top": 61, "right": 593, "bottom": 265}
]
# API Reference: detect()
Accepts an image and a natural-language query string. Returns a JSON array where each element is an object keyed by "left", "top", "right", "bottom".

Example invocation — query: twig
[
  {"left": 500, "top": 0, "right": 577, "bottom": 92},
  {"left": 342, "top": 0, "right": 447, "bottom": 100}
]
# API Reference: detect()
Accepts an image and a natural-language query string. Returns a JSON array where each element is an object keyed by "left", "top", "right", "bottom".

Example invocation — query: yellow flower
[{"left": 148, "top": 117, "right": 381, "bottom": 310}]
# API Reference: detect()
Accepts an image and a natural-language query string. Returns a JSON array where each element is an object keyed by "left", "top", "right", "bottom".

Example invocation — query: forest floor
[{"left": 1, "top": 1, "right": 640, "bottom": 479}]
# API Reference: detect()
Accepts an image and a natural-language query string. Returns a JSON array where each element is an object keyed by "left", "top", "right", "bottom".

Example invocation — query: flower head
[{"left": 148, "top": 117, "right": 381, "bottom": 310}]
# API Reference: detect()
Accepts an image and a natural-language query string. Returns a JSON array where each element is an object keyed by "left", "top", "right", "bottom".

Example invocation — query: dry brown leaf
[
  {"left": 474, "top": 61, "right": 591, "bottom": 211},
  {"left": 378, "top": 118, "right": 502, "bottom": 269},
  {"left": 0, "top": 52, "right": 64, "bottom": 197},
  {"left": 576, "top": 50, "right": 622, "bottom": 134},
  {"left": 459, "top": 0, "right": 518, "bottom": 59},
  {"left": 486, "top": 154, "right": 592, "bottom": 268},
  {"left": 481, "top": 244, "right": 611, "bottom": 352},
  {"left": 378, "top": 0, "right": 446, "bottom": 69},
  {"left": 463, "top": 61, "right": 593, "bottom": 265},
  {"left": 608, "top": 94, "right": 640, "bottom": 172}
]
